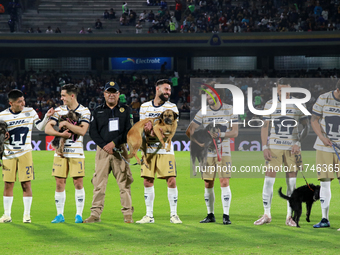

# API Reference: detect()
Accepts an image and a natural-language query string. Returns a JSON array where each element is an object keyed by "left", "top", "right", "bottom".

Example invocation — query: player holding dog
[
  {"left": 254, "top": 78, "right": 309, "bottom": 227},
  {"left": 187, "top": 86, "right": 238, "bottom": 225},
  {"left": 136, "top": 79, "right": 182, "bottom": 224},
  {"left": 45, "top": 84, "right": 90, "bottom": 223},
  {"left": 311, "top": 79, "right": 340, "bottom": 229},
  {"left": 0, "top": 89, "right": 54, "bottom": 223}
]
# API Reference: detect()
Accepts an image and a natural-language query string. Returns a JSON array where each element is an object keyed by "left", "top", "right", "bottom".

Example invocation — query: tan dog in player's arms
[{"left": 127, "top": 109, "right": 178, "bottom": 165}]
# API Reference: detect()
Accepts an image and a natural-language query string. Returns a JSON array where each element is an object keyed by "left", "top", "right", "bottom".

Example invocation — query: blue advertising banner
[{"left": 110, "top": 57, "right": 172, "bottom": 70}]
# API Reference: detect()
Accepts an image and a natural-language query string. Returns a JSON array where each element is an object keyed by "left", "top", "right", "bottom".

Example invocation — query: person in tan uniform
[{"left": 84, "top": 82, "right": 134, "bottom": 223}]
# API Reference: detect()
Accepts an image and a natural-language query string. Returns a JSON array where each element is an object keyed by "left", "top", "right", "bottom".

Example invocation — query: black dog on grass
[{"left": 279, "top": 184, "right": 320, "bottom": 227}]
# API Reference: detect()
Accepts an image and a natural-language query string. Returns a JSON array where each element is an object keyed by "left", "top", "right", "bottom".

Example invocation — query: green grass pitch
[{"left": 1, "top": 151, "right": 340, "bottom": 254}]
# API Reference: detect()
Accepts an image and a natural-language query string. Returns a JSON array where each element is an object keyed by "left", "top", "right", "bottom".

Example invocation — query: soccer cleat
[
  {"left": 254, "top": 214, "right": 271, "bottom": 225},
  {"left": 75, "top": 214, "right": 83, "bottom": 223},
  {"left": 223, "top": 214, "right": 231, "bottom": 225},
  {"left": 51, "top": 214, "right": 65, "bottom": 223},
  {"left": 136, "top": 215, "right": 155, "bottom": 224},
  {"left": 170, "top": 215, "right": 182, "bottom": 224},
  {"left": 200, "top": 213, "right": 216, "bottom": 223},
  {"left": 286, "top": 216, "right": 297, "bottom": 227},
  {"left": 124, "top": 215, "right": 134, "bottom": 223},
  {"left": 23, "top": 214, "right": 31, "bottom": 223},
  {"left": 0, "top": 214, "right": 12, "bottom": 223},
  {"left": 83, "top": 215, "right": 101, "bottom": 223},
  {"left": 313, "top": 218, "right": 330, "bottom": 228}
]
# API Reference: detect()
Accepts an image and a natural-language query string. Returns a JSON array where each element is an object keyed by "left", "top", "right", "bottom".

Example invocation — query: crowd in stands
[
  {"left": 0, "top": 67, "right": 339, "bottom": 125},
  {"left": 180, "top": 0, "right": 340, "bottom": 33},
  {"left": 5, "top": 0, "right": 340, "bottom": 34}
]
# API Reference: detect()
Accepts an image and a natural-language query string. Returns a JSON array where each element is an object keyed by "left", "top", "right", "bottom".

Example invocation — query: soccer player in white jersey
[
  {"left": 187, "top": 87, "right": 238, "bottom": 224},
  {"left": 0, "top": 89, "right": 54, "bottom": 223},
  {"left": 254, "top": 78, "right": 309, "bottom": 226},
  {"left": 45, "top": 84, "right": 90, "bottom": 223},
  {"left": 311, "top": 80, "right": 340, "bottom": 229},
  {"left": 136, "top": 79, "right": 182, "bottom": 224}
]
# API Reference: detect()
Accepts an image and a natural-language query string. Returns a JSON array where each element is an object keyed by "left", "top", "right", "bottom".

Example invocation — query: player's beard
[
  {"left": 159, "top": 93, "right": 169, "bottom": 102},
  {"left": 208, "top": 97, "right": 215, "bottom": 106}
]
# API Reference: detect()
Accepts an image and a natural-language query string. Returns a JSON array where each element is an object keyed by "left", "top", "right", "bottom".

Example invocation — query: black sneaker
[
  {"left": 223, "top": 214, "right": 231, "bottom": 225},
  {"left": 200, "top": 213, "right": 216, "bottom": 223}
]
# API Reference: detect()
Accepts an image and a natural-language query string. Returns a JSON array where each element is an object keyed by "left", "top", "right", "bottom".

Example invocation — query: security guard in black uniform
[{"left": 84, "top": 81, "right": 134, "bottom": 223}]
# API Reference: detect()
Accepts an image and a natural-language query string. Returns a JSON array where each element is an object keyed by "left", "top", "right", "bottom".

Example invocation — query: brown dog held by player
[
  {"left": 278, "top": 184, "right": 320, "bottom": 227},
  {"left": 127, "top": 109, "right": 178, "bottom": 166},
  {"left": 52, "top": 110, "right": 81, "bottom": 157},
  {"left": 0, "top": 120, "right": 8, "bottom": 166}
]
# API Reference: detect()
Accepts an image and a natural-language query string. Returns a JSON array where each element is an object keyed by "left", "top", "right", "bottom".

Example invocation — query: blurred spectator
[
  {"left": 103, "top": 10, "right": 109, "bottom": 20},
  {"left": 136, "top": 21, "right": 143, "bottom": 33},
  {"left": 87, "top": 27, "right": 93, "bottom": 33},
  {"left": 46, "top": 26, "right": 53, "bottom": 33},
  {"left": 88, "top": 97, "right": 97, "bottom": 112},
  {"left": 139, "top": 10, "right": 147, "bottom": 22},
  {"left": 79, "top": 27, "right": 86, "bottom": 34},
  {"left": 8, "top": 19, "right": 15, "bottom": 33},
  {"left": 122, "top": 2, "right": 128, "bottom": 15},
  {"left": 129, "top": 10, "right": 137, "bottom": 25},
  {"left": 109, "top": 8, "right": 116, "bottom": 19},
  {"left": 95, "top": 19, "right": 103, "bottom": 29},
  {"left": 55, "top": 27, "right": 62, "bottom": 33},
  {"left": 180, "top": 101, "right": 190, "bottom": 112},
  {"left": 0, "top": 4, "right": 5, "bottom": 14},
  {"left": 116, "top": 28, "right": 122, "bottom": 33},
  {"left": 26, "top": 27, "right": 34, "bottom": 33},
  {"left": 36, "top": 27, "right": 42, "bottom": 33}
]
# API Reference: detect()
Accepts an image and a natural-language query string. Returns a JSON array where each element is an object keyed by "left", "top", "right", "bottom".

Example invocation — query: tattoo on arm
[{"left": 311, "top": 114, "right": 320, "bottom": 123}]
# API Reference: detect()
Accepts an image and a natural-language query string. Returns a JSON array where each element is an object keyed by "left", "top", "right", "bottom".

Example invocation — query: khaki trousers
[{"left": 90, "top": 145, "right": 134, "bottom": 217}]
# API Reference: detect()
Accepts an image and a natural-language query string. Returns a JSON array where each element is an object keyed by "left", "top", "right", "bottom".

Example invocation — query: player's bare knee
[
  {"left": 204, "top": 180, "right": 214, "bottom": 189},
  {"left": 4, "top": 182, "right": 14, "bottom": 191},
  {"left": 220, "top": 178, "right": 229, "bottom": 187},
  {"left": 166, "top": 176, "right": 176, "bottom": 188},
  {"left": 144, "top": 177, "right": 154, "bottom": 187},
  {"left": 21, "top": 181, "right": 31, "bottom": 193}
]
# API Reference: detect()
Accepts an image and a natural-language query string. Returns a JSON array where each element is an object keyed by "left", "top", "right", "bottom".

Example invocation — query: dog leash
[
  {"left": 299, "top": 170, "right": 314, "bottom": 192},
  {"left": 113, "top": 147, "right": 140, "bottom": 166},
  {"left": 207, "top": 131, "right": 222, "bottom": 162},
  {"left": 332, "top": 142, "right": 340, "bottom": 161}
]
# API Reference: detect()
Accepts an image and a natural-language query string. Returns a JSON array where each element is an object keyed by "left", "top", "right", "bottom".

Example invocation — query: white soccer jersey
[
  {"left": 0, "top": 107, "right": 42, "bottom": 159},
  {"left": 50, "top": 104, "right": 90, "bottom": 158},
  {"left": 193, "top": 103, "right": 238, "bottom": 157},
  {"left": 263, "top": 97, "right": 307, "bottom": 151},
  {"left": 312, "top": 91, "right": 340, "bottom": 153},
  {"left": 139, "top": 100, "right": 179, "bottom": 155}
]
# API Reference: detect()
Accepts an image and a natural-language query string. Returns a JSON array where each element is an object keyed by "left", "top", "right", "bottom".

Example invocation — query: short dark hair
[
  {"left": 61, "top": 84, "right": 78, "bottom": 96},
  {"left": 155, "top": 79, "right": 172, "bottom": 87},
  {"left": 276, "top": 78, "right": 290, "bottom": 87},
  {"left": 8, "top": 89, "right": 23, "bottom": 101}
]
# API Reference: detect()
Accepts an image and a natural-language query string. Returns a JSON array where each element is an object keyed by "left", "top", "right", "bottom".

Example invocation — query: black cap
[{"left": 105, "top": 81, "right": 120, "bottom": 92}]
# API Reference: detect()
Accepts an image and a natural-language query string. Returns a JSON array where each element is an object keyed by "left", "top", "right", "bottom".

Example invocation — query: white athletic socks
[
  {"left": 75, "top": 188, "right": 85, "bottom": 217},
  {"left": 144, "top": 186, "right": 155, "bottom": 217},
  {"left": 23, "top": 197, "right": 32, "bottom": 216},
  {"left": 221, "top": 186, "right": 231, "bottom": 215},
  {"left": 204, "top": 188, "right": 215, "bottom": 214},
  {"left": 262, "top": 176, "right": 275, "bottom": 218},
  {"left": 3, "top": 196, "right": 13, "bottom": 217},
  {"left": 168, "top": 187, "right": 178, "bottom": 216},
  {"left": 55, "top": 191, "right": 66, "bottom": 215},
  {"left": 286, "top": 177, "right": 296, "bottom": 218},
  {"left": 320, "top": 181, "right": 331, "bottom": 220}
]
